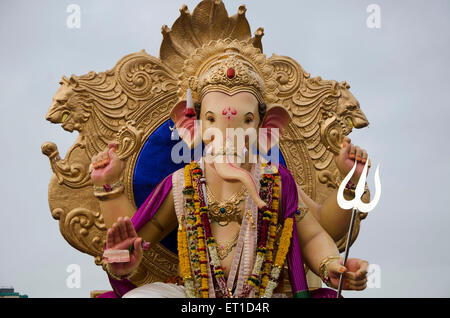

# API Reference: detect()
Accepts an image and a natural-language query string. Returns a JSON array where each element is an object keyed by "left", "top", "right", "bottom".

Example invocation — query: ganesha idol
[{"left": 43, "top": 0, "right": 372, "bottom": 298}]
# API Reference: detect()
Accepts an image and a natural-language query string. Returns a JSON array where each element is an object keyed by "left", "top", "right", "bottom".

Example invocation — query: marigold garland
[
  {"left": 178, "top": 161, "right": 293, "bottom": 298},
  {"left": 191, "top": 166, "right": 210, "bottom": 298},
  {"left": 177, "top": 219, "right": 195, "bottom": 297},
  {"left": 249, "top": 163, "right": 281, "bottom": 296},
  {"left": 263, "top": 217, "right": 294, "bottom": 298},
  {"left": 192, "top": 163, "right": 230, "bottom": 298},
  {"left": 182, "top": 163, "right": 202, "bottom": 296},
  {"left": 259, "top": 174, "right": 279, "bottom": 296}
]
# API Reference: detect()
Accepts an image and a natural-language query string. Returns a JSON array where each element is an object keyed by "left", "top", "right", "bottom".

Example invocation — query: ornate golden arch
[{"left": 42, "top": 0, "right": 369, "bottom": 287}]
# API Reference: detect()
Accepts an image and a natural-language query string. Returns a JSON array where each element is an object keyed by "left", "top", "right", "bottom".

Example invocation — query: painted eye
[
  {"left": 245, "top": 117, "right": 253, "bottom": 124},
  {"left": 207, "top": 117, "right": 215, "bottom": 123}
]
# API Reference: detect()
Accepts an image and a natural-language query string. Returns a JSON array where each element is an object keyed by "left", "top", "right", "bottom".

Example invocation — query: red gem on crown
[{"left": 226, "top": 68, "right": 235, "bottom": 79}]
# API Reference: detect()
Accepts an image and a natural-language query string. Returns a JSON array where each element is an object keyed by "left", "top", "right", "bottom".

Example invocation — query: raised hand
[
  {"left": 106, "top": 217, "right": 143, "bottom": 277},
  {"left": 334, "top": 137, "right": 370, "bottom": 184},
  {"left": 90, "top": 143, "right": 125, "bottom": 187},
  {"left": 327, "top": 258, "right": 369, "bottom": 291}
]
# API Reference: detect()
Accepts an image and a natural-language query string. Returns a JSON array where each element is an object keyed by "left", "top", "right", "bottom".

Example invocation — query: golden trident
[{"left": 336, "top": 159, "right": 381, "bottom": 297}]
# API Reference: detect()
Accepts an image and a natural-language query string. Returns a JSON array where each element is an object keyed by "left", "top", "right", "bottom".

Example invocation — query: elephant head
[{"left": 170, "top": 91, "right": 290, "bottom": 209}]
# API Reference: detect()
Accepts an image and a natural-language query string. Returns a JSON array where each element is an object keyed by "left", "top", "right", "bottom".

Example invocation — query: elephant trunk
[{"left": 212, "top": 158, "right": 267, "bottom": 209}]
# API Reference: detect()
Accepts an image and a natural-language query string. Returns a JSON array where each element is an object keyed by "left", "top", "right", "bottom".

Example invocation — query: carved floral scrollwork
[
  {"left": 280, "top": 73, "right": 368, "bottom": 175},
  {"left": 270, "top": 55, "right": 309, "bottom": 98},
  {"left": 319, "top": 111, "right": 346, "bottom": 155},
  {"left": 280, "top": 124, "right": 315, "bottom": 198},
  {"left": 115, "top": 120, "right": 143, "bottom": 160},
  {"left": 129, "top": 244, "right": 179, "bottom": 286},
  {"left": 51, "top": 205, "right": 179, "bottom": 283},
  {"left": 117, "top": 52, "right": 177, "bottom": 102},
  {"left": 51, "top": 207, "right": 106, "bottom": 256},
  {"left": 41, "top": 142, "right": 91, "bottom": 189},
  {"left": 317, "top": 169, "right": 341, "bottom": 189}
]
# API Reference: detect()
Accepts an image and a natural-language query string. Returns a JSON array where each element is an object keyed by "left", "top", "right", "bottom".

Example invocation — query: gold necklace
[
  {"left": 216, "top": 231, "right": 240, "bottom": 260},
  {"left": 205, "top": 184, "right": 247, "bottom": 226}
]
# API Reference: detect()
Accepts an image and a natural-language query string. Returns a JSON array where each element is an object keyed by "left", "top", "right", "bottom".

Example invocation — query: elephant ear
[
  {"left": 259, "top": 105, "right": 291, "bottom": 154},
  {"left": 170, "top": 101, "right": 200, "bottom": 149}
]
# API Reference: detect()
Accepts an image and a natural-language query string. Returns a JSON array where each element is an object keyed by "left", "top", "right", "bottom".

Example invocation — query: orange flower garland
[
  {"left": 248, "top": 163, "right": 279, "bottom": 295},
  {"left": 263, "top": 217, "right": 294, "bottom": 298},
  {"left": 259, "top": 172, "right": 280, "bottom": 296},
  {"left": 178, "top": 161, "right": 293, "bottom": 298},
  {"left": 191, "top": 166, "right": 210, "bottom": 298},
  {"left": 177, "top": 218, "right": 195, "bottom": 297},
  {"left": 182, "top": 163, "right": 202, "bottom": 296}
]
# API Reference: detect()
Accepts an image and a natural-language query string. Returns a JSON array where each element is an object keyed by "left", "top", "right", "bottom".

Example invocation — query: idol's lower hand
[
  {"left": 327, "top": 258, "right": 369, "bottom": 291},
  {"left": 106, "top": 217, "right": 143, "bottom": 277}
]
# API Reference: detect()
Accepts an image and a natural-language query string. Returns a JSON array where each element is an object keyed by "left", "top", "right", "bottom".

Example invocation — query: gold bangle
[
  {"left": 318, "top": 255, "right": 341, "bottom": 287},
  {"left": 105, "top": 263, "right": 138, "bottom": 281},
  {"left": 93, "top": 180, "right": 123, "bottom": 192},
  {"left": 94, "top": 185, "right": 124, "bottom": 201}
]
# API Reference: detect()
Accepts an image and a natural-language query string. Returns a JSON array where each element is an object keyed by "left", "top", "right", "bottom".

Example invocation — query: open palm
[{"left": 105, "top": 217, "right": 143, "bottom": 277}]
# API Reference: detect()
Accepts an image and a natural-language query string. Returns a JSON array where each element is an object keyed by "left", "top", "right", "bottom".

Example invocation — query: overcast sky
[{"left": 0, "top": 0, "right": 449, "bottom": 298}]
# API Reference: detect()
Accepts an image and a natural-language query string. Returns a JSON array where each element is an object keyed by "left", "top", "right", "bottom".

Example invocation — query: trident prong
[
  {"left": 336, "top": 158, "right": 381, "bottom": 298},
  {"left": 337, "top": 159, "right": 381, "bottom": 212}
]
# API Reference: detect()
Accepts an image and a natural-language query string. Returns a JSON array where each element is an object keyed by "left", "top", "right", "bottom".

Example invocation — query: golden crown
[
  {"left": 198, "top": 55, "right": 266, "bottom": 103},
  {"left": 177, "top": 39, "right": 279, "bottom": 107}
]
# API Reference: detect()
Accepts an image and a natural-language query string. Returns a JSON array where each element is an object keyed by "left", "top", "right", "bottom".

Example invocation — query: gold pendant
[{"left": 205, "top": 184, "right": 246, "bottom": 225}]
